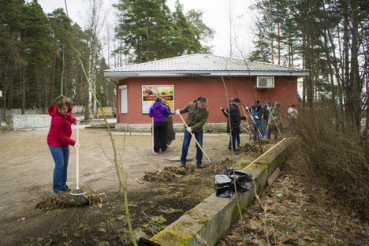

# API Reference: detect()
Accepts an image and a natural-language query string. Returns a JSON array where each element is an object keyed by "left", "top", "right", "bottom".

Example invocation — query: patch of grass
[
  {"left": 182, "top": 183, "right": 213, "bottom": 203},
  {"left": 158, "top": 207, "right": 182, "bottom": 214},
  {"left": 314, "top": 233, "right": 329, "bottom": 243},
  {"left": 292, "top": 220, "right": 305, "bottom": 230},
  {"left": 268, "top": 220, "right": 293, "bottom": 235}
]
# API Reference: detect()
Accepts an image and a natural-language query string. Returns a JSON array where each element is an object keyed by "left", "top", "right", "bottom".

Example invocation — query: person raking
[
  {"left": 176, "top": 96, "right": 209, "bottom": 168},
  {"left": 47, "top": 95, "right": 81, "bottom": 194}
]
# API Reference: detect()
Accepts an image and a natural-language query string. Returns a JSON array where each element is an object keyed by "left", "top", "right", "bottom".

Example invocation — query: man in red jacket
[{"left": 47, "top": 95, "right": 81, "bottom": 194}]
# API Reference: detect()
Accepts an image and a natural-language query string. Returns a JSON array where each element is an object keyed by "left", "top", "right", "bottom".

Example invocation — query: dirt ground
[
  {"left": 0, "top": 124, "right": 255, "bottom": 245},
  {"left": 3, "top": 124, "right": 368, "bottom": 246},
  {"left": 216, "top": 155, "right": 369, "bottom": 246}
]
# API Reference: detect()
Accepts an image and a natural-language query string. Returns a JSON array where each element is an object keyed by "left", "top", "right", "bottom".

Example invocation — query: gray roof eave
[{"left": 104, "top": 70, "right": 310, "bottom": 83}]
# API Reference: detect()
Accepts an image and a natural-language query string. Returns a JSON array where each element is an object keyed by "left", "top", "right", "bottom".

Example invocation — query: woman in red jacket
[{"left": 47, "top": 95, "right": 81, "bottom": 193}]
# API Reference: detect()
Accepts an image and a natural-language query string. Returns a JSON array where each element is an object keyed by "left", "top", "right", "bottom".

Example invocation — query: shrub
[{"left": 295, "top": 106, "right": 369, "bottom": 219}]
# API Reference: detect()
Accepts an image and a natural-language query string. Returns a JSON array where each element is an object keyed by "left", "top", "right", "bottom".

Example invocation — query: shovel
[
  {"left": 71, "top": 121, "right": 85, "bottom": 196},
  {"left": 178, "top": 114, "right": 213, "bottom": 166}
]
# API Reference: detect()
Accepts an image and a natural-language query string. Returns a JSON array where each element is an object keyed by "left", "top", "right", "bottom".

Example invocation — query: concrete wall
[
  {"left": 3, "top": 105, "right": 85, "bottom": 116},
  {"left": 150, "top": 138, "right": 293, "bottom": 246},
  {"left": 6, "top": 115, "right": 51, "bottom": 131}
]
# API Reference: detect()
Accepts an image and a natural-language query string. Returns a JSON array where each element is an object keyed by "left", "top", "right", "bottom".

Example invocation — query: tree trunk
[{"left": 22, "top": 66, "right": 26, "bottom": 114}]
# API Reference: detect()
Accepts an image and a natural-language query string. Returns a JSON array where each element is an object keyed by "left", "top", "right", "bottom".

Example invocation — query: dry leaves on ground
[{"left": 217, "top": 158, "right": 369, "bottom": 246}]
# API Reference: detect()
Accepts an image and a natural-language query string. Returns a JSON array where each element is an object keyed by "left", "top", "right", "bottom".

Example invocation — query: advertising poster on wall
[{"left": 142, "top": 85, "right": 174, "bottom": 113}]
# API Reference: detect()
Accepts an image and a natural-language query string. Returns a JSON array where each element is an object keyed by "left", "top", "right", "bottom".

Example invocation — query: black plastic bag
[
  {"left": 216, "top": 183, "right": 234, "bottom": 198},
  {"left": 222, "top": 166, "right": 234, "bottom": 176},
  {"left": 215, "top": 166, "right": 253, "bottom": 198},
  {"left": 138, "top": 237, "right": 162, "bottom": 246},
  {"left": 214, "top": 174, "right": 232, "bottom": 185}
]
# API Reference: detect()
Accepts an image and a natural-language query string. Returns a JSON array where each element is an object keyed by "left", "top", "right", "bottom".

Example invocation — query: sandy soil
[{"left": 0, "top": 125, "right": 238, "bottom": 245}]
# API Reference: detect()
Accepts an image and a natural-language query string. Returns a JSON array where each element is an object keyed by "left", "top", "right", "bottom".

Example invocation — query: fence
[{"left": 1, "top": 105, "right": 85, "bottom": 117}]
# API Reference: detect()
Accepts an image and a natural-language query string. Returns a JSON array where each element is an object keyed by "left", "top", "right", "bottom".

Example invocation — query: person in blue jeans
[
  {"left": 176, "top": 96, "right": 209, "bottom": 168},
  {"left": 47, "top": 95, "right": 81, "bottom": 194},
  {"left": 247, "top": 100, "right": 264, "bottom": 142}
]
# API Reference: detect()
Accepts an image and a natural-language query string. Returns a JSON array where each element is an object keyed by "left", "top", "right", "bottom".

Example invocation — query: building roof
[{"left": 104, "top": 54, "right": 309, "bottom": 83}]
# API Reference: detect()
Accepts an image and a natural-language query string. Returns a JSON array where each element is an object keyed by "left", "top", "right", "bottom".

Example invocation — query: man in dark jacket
[
  {"left": 249, "top": 100, "right": 264, "bottom": 142},
  {"left": 221, "top": 98, "right": 242, "bottom": 147},
  {"left": 176, "top": 96, "right": 209, "bottom": 168},
  {"left": 227, "top": 98, "right": 247, "bottom": 151}
]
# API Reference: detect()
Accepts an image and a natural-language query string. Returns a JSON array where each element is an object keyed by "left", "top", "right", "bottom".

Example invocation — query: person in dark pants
[
  {"left": 149, "top": 97, "right": 171, "bottom": 154},
  {"left": 47, "top": 95, "right": 81, "bottom": 194},
  {"left": 176, "top": 96, "right": 209, "bottom": 168},
  {"left": 221, "top": 98, "right": 242, "bottom": 147},
  {"left": 268, "top": 102, "right": 282, "bottom": 140},
  {"left": 248, "top": 100, "right": 264, "bottom": 142},
  {"left": 263, "top": 101, "right": 271, "bottom": 135},
  {"left": 227, "top": 98, "right": 247, "bottom": 151}
]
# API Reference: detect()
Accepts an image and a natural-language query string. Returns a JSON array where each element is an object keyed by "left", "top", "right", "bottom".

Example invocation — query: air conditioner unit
[{"left": 257, "top": 77, "right": 274, "bottom": 89}]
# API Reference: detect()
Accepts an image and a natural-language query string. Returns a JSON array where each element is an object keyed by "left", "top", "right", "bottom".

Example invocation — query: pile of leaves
[
  {"left": 35, "top": 190, "right": 105, "bottom": 211},
  {"left": 141, "top": 165, "right": 195, "bottom": 181}
]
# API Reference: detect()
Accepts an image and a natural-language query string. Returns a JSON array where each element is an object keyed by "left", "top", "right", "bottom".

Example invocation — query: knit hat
[{"left": 155, "top": 97, "right": 162, "bottom": 103}]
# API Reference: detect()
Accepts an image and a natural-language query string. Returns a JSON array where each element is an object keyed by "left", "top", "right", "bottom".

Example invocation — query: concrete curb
[{"left": 150, "top": 138, "right": 294, "bottom": 246}]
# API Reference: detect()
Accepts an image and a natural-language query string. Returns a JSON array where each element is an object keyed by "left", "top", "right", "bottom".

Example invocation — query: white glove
[
  {"left": 175, "top": 109, "right": 181, "bottom": 115},
  {"left": 73, "top": 142, "right": 81, "bottom": 149},
  {"left": 186, "top": 127, "right": 192, "bottom": 133},
  {"left": 245, "top": 106, "right": 249, "bottom": 111},
  {"left": 74, "top": 119, "right": 81, "bottom": 125},
  {"left": 255, "top": 116, "right": 259, "bottom": 120}
]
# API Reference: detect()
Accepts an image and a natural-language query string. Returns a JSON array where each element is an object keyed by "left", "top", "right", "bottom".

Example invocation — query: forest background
[{"left": 0, "top": 0, "right": 368, "bottom": 133}]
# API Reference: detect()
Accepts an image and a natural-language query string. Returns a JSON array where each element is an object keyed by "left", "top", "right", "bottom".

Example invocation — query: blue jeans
[
  {"left": 181, "top": 130, "right": 203, "bottom": 164},
  {"left": 49, "top": 145, "right": 69, "bottom": 193},
  {"left": 229, "top": 134, "right": 238, "bottom": 149},
  {"left": 253, "top": 123, "right": 264, "bottom": 141}
]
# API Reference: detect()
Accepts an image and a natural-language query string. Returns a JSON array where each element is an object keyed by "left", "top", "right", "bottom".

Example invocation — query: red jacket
[{"left": 47, "top": 105, "right": 77, "bottom": 147}]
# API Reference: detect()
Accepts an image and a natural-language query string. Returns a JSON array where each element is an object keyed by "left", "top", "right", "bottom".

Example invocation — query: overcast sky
[{"left": 27, "top": 0, "right": 257, "bottom": 65}]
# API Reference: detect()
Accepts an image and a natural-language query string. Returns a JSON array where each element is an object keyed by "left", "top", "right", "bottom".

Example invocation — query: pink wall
[{"left": 116, "top": 76, "right": 298, "bottom": 124}]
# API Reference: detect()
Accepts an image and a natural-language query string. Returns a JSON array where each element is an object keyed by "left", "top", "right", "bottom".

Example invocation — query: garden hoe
[
  {"left": 178, "top": 114, "right": 213, "bottom": 166},
  {"left": 71, "top": 121, "right": 86, "bottom": 196}
]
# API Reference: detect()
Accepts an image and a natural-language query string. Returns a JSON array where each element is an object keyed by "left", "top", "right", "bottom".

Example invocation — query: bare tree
[{"left": 81, "top": 0, "right": 107, "bottom": 119}]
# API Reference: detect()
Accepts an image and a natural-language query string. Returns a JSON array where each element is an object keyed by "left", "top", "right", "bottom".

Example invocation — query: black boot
[{"left": 180, "top": 162, "right": 186, "bottom": 168}]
